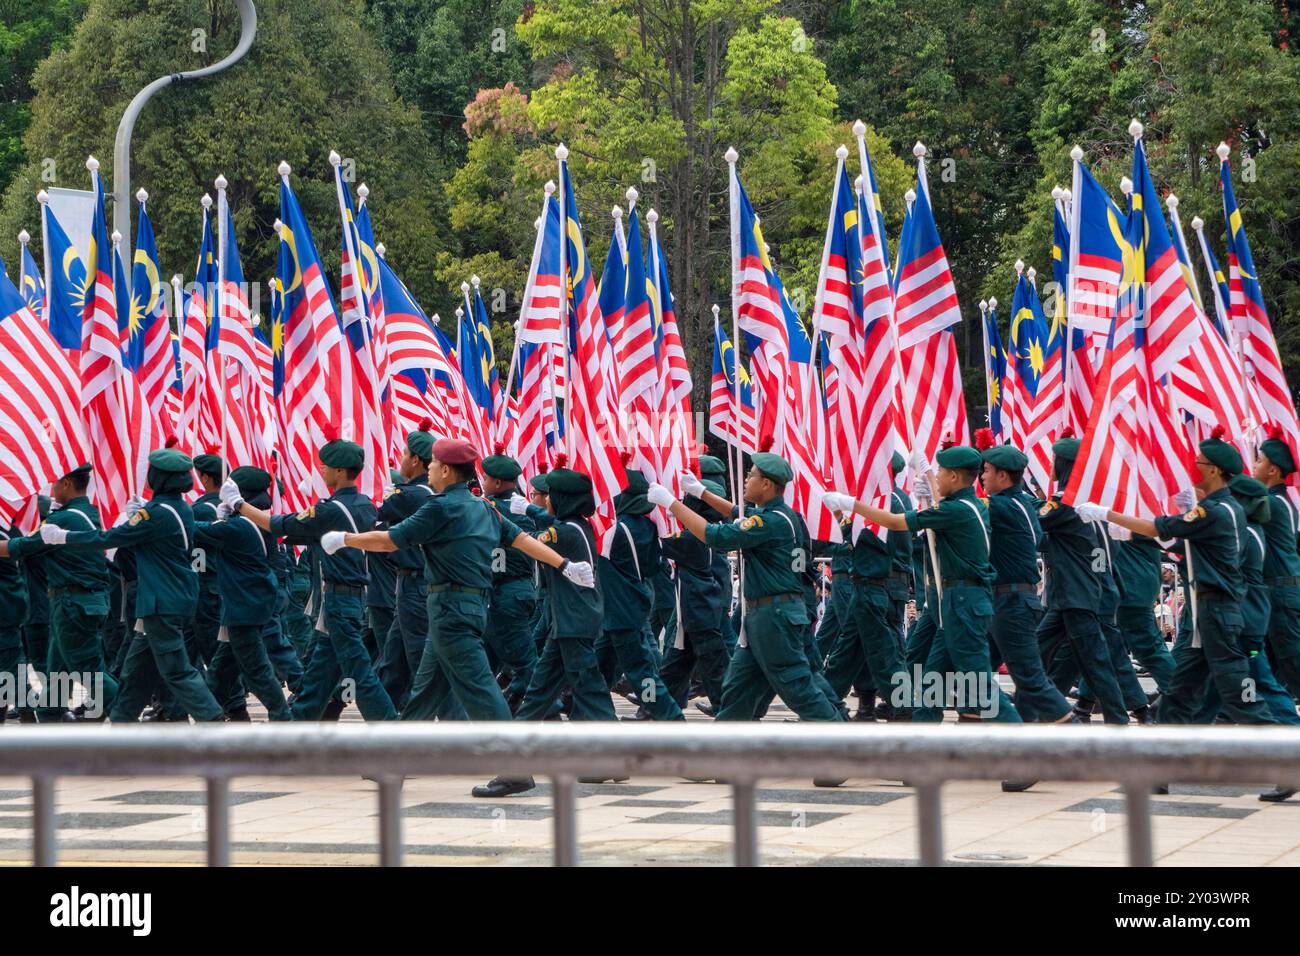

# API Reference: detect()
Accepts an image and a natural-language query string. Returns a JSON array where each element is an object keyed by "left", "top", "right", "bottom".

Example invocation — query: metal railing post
[
  {"left": 916, "top": 783, "right": 944, "bottom": 866},
  {"left": 377, "top": 776, "right": 403, "bottom": 867},
  {"left": 552, "top": 774, "right": 578, "bottom": 866},
  {"left": 733, "top": 780, "right": 759, "bottom": 866},
  {"left": 31, "top": 776, "right": 56, "bottom": 867},
  {"left": 207, "top": 776, "right": 230, "bottom": 867},
  {"left": 1124, "top": 784, "right": 1154, "bottom": 867}
]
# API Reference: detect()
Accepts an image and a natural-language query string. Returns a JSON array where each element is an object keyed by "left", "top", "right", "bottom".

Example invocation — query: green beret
[
  {"left": 545, "top": 468, "right": 592, "bottom": 495},
  {"left": 982, "top": 444, "right": 1028, "bottom": 473},
  {"left": 148, "top": 448, "right": 193, "bottom": 473},
  {"left": 529, "top": 473, "right": 549, "bottom": 494},
  {"left": 192, "top": 453, "right": 224, "bottom": 478},
  {"left": 481, "top": 454, "right": 523, "bottom": 481},
  {"left": 621, "top": 468, "right": 649, "bottom": 496},
  {"left": 615, "top": 469, "right": 652, "bottom": 516},
  {"left": 64, "top": 463, "right": 92, "bottom": 480},
  {"left": 320, "top": 439, "right": 364, "bottom": 470},
  {"left": 1230, "top": 474, "right": 1271, "bottom": 523},
  {"left": 698, "top": 455, "right": 727, "bottom": 478},
  {"left": 1052, "top": 436, "right": 1081, "bottom": 463},
  {"left": 751, "top": 452, "right": 793, "bottom": 485},
  {"left": 406, "top": 429, "right": 434, "bottom": 463},
  {"left": 230, "top": 466, "right": 272, "bottom": 496},
  {"left": 935, "top": 445, "right": 983, "bottom": 472},
  {"left": 1199, "top": 435, "right": 1243, "bottom": 476},
  {"left": 890, "top": 452, "right": 906, "bottom": 476},
  {"left": 1260, "top": 436, "right": 1296, "bottom": 477},
  {"left": 700, "top": 479, "right": 725, "bottom": 497}
]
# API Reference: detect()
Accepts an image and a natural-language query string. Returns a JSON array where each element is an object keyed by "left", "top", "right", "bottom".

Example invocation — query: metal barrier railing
[{"left": 2, "top": 723, "right": 1298, "bottom": 867}]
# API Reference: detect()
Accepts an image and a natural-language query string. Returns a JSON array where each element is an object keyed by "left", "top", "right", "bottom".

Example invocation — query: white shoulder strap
[
  {"left": 153, "top": 503, "right": 189, "bottom": 552},
  {"left": 957, "top": 498, "right": 991, "bottom": 554},
  {"left": 326, "top": 498, "right": 360, "bottom": 533},
  {"left": 1010, "top": 497, "right": 1039, "bottom": 545},
  {"left": 1247, "top": 526, "right": 1265, "bottom": 564},
  {"left": 238, "top": 514, "right": 268, "bottom": 557},
  {"left": 563, "top": 520, "right": 595, "bottom": 565},
  {"left": 618, "top": 523, "right": 642, "bottom": 580},
  {"left": 62, "top": 508, "right": 96, "bottom": 530}
]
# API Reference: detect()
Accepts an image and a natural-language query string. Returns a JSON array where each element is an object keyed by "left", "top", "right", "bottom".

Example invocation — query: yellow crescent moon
[
  {"left": 360, "top": 241, "right": 380, "bottom": 297},
  {"left": 62, "top": 245, "right": 80, "bottom": 280},
  {"left": 133, "top": 249, "right": 161, "bottom": 300},
  {"left": 565, "top": 220, "right": 586, "bottom": 283},
  {"left": 280, "top": 227, "right": 303, "bottom": 294}
]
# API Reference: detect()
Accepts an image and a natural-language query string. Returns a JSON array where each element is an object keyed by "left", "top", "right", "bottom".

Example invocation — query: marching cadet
[
  {"left": 190, "top": 453, "right": 226, "bottom": 670},
  {"left": 15, "top": 497, "right": 51, "bottom": 722},
  {"left": 194, "top": 466, "right": 293, "bottom": 721},
  {"left": 976, "top": 437, "right": 1074, "bottom": 724},
  {"left": 479, "top": 448, "right": 540, "bottom": 710},
  {"left": 1111, "top": 531, "right": 1176, "bottom": 699},
  {"left": 650, "top": 453, "right": 844, "bottom": 723},
  {"left": 1079, "top": 429, "right": 1272, "bottom": 725},
  {"left": 0, "top": 519, "right": 28, "bottom": 724},
  {"left": 1030, "top": 433, "right": 1130, "bottom": 724},
  {"left": 364, "top": 491, "right": 399, "bottom": 663},
  {"left": 882, "top": 452, "right": 915, "bottom": 719},
  {"left": 0, "top": 465, "right": 116, "bottom": 721},
  {"left": 697, "top": 455, "right": 739, "bottom": 656},
  {"left": 658, "top": 476, "right": 729, "bottom": 714},
  {"left": 37, "top": 449, "right": 225, "bottom": 722},
  {"left": 826, "top": 444, "right": 1021, "bottom": 725},
  {"left": 594, "top": 468, "right": 682, "bottom": 720},
  {"left": 223, "top": 437, "right": 397, "bottom": 722},
  {"left": 1255, "top": 426, "right": 1300, "bottom": 703}
]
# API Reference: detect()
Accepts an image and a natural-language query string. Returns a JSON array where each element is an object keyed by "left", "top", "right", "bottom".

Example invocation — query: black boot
[
  {"left": 226, "top": 704, "right": 252, "bottom": 722},
  {"left": 321, "top": 696, "right": 347, "bottom": 722},
  {"left": 472, "top": 776, "right": 537, "bottom": 798}
]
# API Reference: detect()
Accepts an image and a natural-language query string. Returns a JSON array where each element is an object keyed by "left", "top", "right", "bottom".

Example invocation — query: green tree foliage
[{"left": 0, "top": 0, "right": 447, "bottom": 317}]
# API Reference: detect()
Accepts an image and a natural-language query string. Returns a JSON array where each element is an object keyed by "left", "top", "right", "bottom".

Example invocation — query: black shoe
[
  {"left": 503, "top": 689, "right": 523, "bottom": 715},
  {"left": 1001, "top": 780, "right": 1037, "bottom": 792},
  {"left": 687, "top": 680, "right": 705, "bottom": 700},
  {"left": 17, "top": 709, "right": 37, "bottom": 724},
  {"left": 612, "top": 677, "right": 635, "bottom": 698},
  {"left": 578, "top": 776, "right": 629, "bottom": 784},
  {"left": 472, "top": 776, "right": 536, "bottom": 798},
  {"left": 321, "top": 696, "right": 347, "bottom": 722},
  {"left": 225, "top": 704, "right": 252, "bottom": 722},
  {"left": 852, "top": 706, "right": 878, "bottom": 722},
  {"left": 559, "top": 691, "right": 574, "bottom": 717},
  {"left": 216, "top": 713, "right": 234, "bottom": 722},
  {"left": 1259, "top": 786, "right": 1297, "bottom": 803},
  {"left": 496, "top": 669, "right": 512, "bottom": 690},
  {"left": 1071, "top": 705, "right": 1093, "bottom": 724},
  {"left": 1131, "top": 704, "right": 1155, "bottom": 725},
  {"left": 67, "top": 705, "right": 106, "bottom": 722},
  {"left": 694, "top": 701, "right": 717, "bottom": 718},
  {"left": 1146, "top": 690, "right": 1161, "bottom": 706},
  {"left": 1152, "top": 784, "right": 1169, "bottom": 795},
  {"left": 882, "top": 707, "right": 912, "bottom": 722},
  {"left": 141, "top": 704, "right": 161, "bottom": 720},
  {"left": 813, "top": 778, "right": 846, "bottom": 788},
  {"left": 620, "top": 707, "right": 651, "bottom": 722}
]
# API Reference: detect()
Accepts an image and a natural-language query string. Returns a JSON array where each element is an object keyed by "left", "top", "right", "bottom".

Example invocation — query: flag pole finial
[
  {"left": 625, "top": 186, "right": 638, "bottom": 205},
  {"left": 724, "top": 147, "right": 738, "bottom": 164},
  {"left": 1027, "top": 266, "right": 1037, "bottom": 283},
  {"left": 431, "top": 313, "right": 441, "bottom": 325},
  {"left": 1216, "top": 142, "right": 1231, "bottom": 161},
  {"left": 376, "top": 242, "right": 385, "bottom": 257},
  {"left": 1014, "top": 259, "right": 1025, "bottom": 274},
  {"left": 36, "top": 190, "right": 49, "bottom": 205},
  {"left": 277, "top": 161, "right": 291, "bottom": 178},
  {"left": 111, "top": 229, "right": 122, "bottom": 245},
  {"left": 646, "top": 208, "right": 658, "bottom": 224},
  {"left": 988, "top": 296, "right": 998, "bottom": 310},
  {"left": 1051, "top": 186, "right": 1063, "bottom": 201},
  {"left": 1165, "top": 194, "right": 1179, "bottom": 210},
  {"left": 274, "top": 218, "right": 283, "bottom": 232},
  {"left": 835, "top": 144, "right": 848, "bottom": 161},
  {"left": 136, "top": 188, "right": 148, "bottom": 203},
  {"left": 611, "top": 204, "right": 623, "bottom": 221},
  {"left": 1128, "top": 118, "right": 1144, "bottom": 140},
  {"left": 455, "top": 306, "right": 464, "bottom": 318},
  {"left": 1119, "top": 176, "right": 1133, "bottom": 196},
  {"left": 1191, "top": 215, "right": 1205, "bottom": 231},
  {"left": 555, "top": 143, "right": 569, "bottom": 161},
  {"left": 711, "top": 304, "right": 720, "bottom": 318},
  {"left": 86, "top": 155, "right": 99, "bottom": 173},
  {"left": 460, "top": 282, "right": 470, "bottom": 295},
  {"left": 1069, "top": 145, "right": 1084, "bottom": 162},
  {"left": 17, "top": 229, "right": 29, "bottom": 244},
  {"left": 854, "top": 174, "right": 864, "bottom": 189},
  {"left": 201, "top": 193, "right": 213, "bottom": 209},
  {"left": 534, "top": 217, "right": 543, "bottom": 230},
  {"left": 544, "top": 180, "right": 556, "bottom": 195},
  {"left": 852, "top": 119, "right": 866, "bottom": 138},
  {"left": 215, "top": 174, "right": 228, "bottom": 190},
  {"left": 904, "top": 188, "right": 916, "bottom": 203},
  {"left": 357, "top": 183, "right": 369, "bottom": 201},
  {"left": 471, "top": 274, "right": 481, "bottom": 288},
  {"left": 979, "top": 299, "right": 988, "bottom": 312},
  {"left": 328, "top": 150, "right": 341, "bottom": 167},
  {"left": 171, "top": 274, "right": 182, "bottom": 289},
  {"left": 912, "top": 142, "right": 926, "bottom": 158},
  {"left": 1062, "top": 188, "right": 1072, "bottom": 203}
]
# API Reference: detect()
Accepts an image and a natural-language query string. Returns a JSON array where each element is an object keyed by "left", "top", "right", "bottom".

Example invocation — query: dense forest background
[{"left": 2, "top": 0, "right": 1297, "bottom": 426}]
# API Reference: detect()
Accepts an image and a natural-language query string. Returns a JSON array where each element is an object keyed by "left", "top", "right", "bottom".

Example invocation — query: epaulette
[{"left": 129, "top": 509, "right": 150, "bottom": 527}]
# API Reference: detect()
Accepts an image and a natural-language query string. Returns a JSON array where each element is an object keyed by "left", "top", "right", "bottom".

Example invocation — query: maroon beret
[{"left": 430, "top": 438, "right": 480, "bottom": 466}]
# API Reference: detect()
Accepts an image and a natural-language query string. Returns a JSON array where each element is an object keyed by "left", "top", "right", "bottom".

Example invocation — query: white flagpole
[
  {"left": 555, "top": 145, "right": 572, "bottom": 451},
  {"left": 725, "top": 147, "right": 747, "bottom": 646},
  {"left": 215, "top": 174, "right": 231, "bottom": 480}
]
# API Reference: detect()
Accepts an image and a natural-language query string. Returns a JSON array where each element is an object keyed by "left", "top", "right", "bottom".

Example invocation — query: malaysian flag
[
  {"left": 558, "top": 147, "right": 627, "bottom": 545},
  {"left": 353, "top": 188, "right": 396, "bottom": 465},
  {"left": 275, "top": 163, "right": 338, "bottom": 511},
  {"left": 618, "top": 201, "right": 661, "bottom": 478},
  {"left": 1008, "top": 268, "right": 1053, "bottom": 492},
  {"left": 124, "top": 193, "right": 177, "bottom": 437},
  {"left": 647, "top": 207, "right": 696, "bottom": 485},
  {"left": 38, "top": 197, "right": 86, "bottom": 351},
  {"left": 515, "top": 189, "right": 565, "bottom": 481},
  {"left": 708, "top": 310, "right": 757, "bottom": 452},
  {"left": 983, "top": 295, "right": 1009, "bottom": 442},
  {"left": 455, "top": 277, "right": 498, "bottom": 458},
  {"left": 0, "top": 264, "right": 90, "bottom": 526},
  {"left": 177, "top": 199, "right": 215, "bottom": 453},
  {"left": 17, "top": 236, "right": 43, "bottom": 313},
  {"left": 1220, "top": 142, "right": 1300, "bottom": 468},
  {"left": 373, "top": 252, "right": 455, "bottom": 441}
]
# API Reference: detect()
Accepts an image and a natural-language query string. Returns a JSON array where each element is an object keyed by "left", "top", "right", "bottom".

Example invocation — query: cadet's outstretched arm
[
  {"left": 233, "top": 501, "right": 273, "bottom": 532},
  {"left": 698, "top": 489, "right": 735, "bottom": 518},
  {"left": 1105, "top": 510, "right": 1159, "bottom": 539},
  {"left": 848, "top": 499, "right": 909, "bottom": 531},
  {"left": 341, "top": 530, "right": 398, "bottom": 553},
  {"left": 668, "top": 501, "right": 710, "bottom": 543},
  {"left": 510, "top": 532, "right": 569, "bottom": 570}
]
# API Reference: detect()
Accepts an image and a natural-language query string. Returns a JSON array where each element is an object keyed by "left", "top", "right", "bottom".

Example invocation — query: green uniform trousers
[
  {"left": 911, "top": 585, "right": 1020, "bottom": 723},
  {"left": 516, "top": 635, "right": 617, "bottom": 721},
  {"left": 365, "top": 605, "right": 395, "bottom": 664},
  {"left": 205, "top": 623, "right": 293, "bottom": 720},
  {"left": 824, "top": 581, "right": 906, "bottom": 704},
  {"left": 1068, "top": 613, "right": 1149, "bottom": 713},
  {"left": 40, "top": 594, "right": 116, "bottom": 722},
  {"left": 597, "top": 626, "right": 683, "bottom": 720},
  {"left": 401, "top": 590, "right": 509, "bottom": 721},
  {"left": 1265, "top": 584, "right": 1300, "bottom": 702},
  {"left": 111, "top": 615, "right": 223, "bottom": 722},
  {"left": 1115, "top": 604, "right": 1175, "bottom": 695},
  {"left": 263, "top": 589, "right": 304, "bottom": 695},
  {"left": 1158, "top": 599, "right": 1272, "bottom": 724},
  {"left": 716, "top": 599, "right": 844, "bottom": 722},
  {"left": 486, "top": 578, "right": 539, "bottom": 698},
  {"left": 0, "top": 627, "right": 20, "bottom": 718},
  {"left": 290, "top": 593, "right": 396, "bottom": 721},
  {"left": 16, "top": 623, "right": 49, "bottom": 719},
  {"left": 659, "top": 620, "right": 729, "bottom": 710},
  {"left": 1037, "top": 607, "right": 1129, "bottom": 724}
]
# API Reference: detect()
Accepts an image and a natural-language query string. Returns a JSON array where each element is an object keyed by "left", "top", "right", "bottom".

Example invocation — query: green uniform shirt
[
  {"left": 8, "top": 496, "right": 110, "bottom": 591},
  {"left": 1240, "top": 519, "right": 1270, "bottom": 636},
  {"left": 269, "top": 487, "right": 375, "bottom": 588},
  {"left": 1262, "top": 485, "right": 1300, "bottom": 580},
  {"left": 888, "top": 487, "right": 914, "bottom": 579},
  {"left": 1092, "top": 525, "right": 1120, "bottom": 615},
  {"left": 63, "top": 495, "right": 199, "bottom": 618},
  {"left": 599, "top": 514, "right": 658, "bottom": 630},
  {"left": 1113, "top": 534, "right": 1162, "bottom": 608},
  {"left": 662, "top": 530, "right": 725, "bottom": 628},
  {"left": 1037, "top": 496, "right": 1102, "bottom": 611},
  {"left": 0, "top": 527, "right": 30, "bottom": 629},
  {"left": 1152, "top": 487, "right": 1246, "bottom": 599},
  {"left": 194, "top": 515, "right": 277, "bottom": 626},
  {"left": 986, "top": 484, "right": 1042, "bottom": 586},
  {"left": 192, "top": 493, "right": 223, "bottom": 577},
  {"left": 387, "top": 482, "right": 521, "bottom": 589},
  {"left": 488, "top": 491, "right": 538, "bottom": 581},
  {"left": 903, "top": 486, "right": 995, "bottom": 585},
  {"left": 704, "top": 497, "right": 804, "bottom": 601},
  {"left": 536, "top": 515, "right": 603, "bottom": 638},
  {"left": 378, "top": 476, "right": 435, "bottom": 573}
]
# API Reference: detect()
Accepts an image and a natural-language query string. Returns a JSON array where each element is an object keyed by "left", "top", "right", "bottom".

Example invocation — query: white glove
[
  {"left": 320, "top": 530, "right": 347, "bottom": 555},
  {"left": 679, "top": 471, "right": 707, "bottom": 499},
  {"left": 1172, "top": 488, "right": 1197, "bottom": 511},
  {"left": 509, "top": 493, "right": 530, "bottom": 515},
  {"left": 909, "top": 449, "right": 930, "bottom": 475},
  {"left": 382, "top": 482, "right": 395, "bottom": 499},
  {"left": 561, "top": 559, "right": 595, "bottom": 588},
  {"left": 646, "top": 482, "right": 675, "bottom": 508},
  {"left": 219, "top": 478, "right": 244, "bottom": 511},
  {"left": 123, "top": 494, "right": 146, "bottom": 519},
  {"left": 1076, "top": 502, "right": 1109, "bottom": 523},
  {"left": 39, "top": 523, "right": 68, "bottom": 545},
  {"left": 1108, "top": 523, "right": 1132, "bottom": 541},
  {"left": 822, "top": 491, "right": 857, "bottom": 514},
  {"left": 216, "top": 501, "right": 232, "bottom": 520}
]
